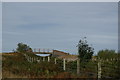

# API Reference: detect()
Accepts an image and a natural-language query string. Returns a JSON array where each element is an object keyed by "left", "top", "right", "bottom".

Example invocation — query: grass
[
  {"left": 2, "top": 52, "right": 78, "bottom": 78},
  {"left": 2, "top": 52, "right": 119, "bottom": 78}
]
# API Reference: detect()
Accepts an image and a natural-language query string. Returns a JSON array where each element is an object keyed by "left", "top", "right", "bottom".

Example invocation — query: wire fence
[
  {"left": 23, "top": 52, "right": 120, "bottom": 78},
  {"left": 3, "top": 52, "right": 120, "bottom": 78}
]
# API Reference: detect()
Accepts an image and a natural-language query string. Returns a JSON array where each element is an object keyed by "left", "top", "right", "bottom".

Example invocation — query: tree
[
  {"left": 97, "top": 49, "right": 116, "bottom": 59},
  {"left": 77, "top": 37, "right": 94, "bottom": 62},
  {"left": 16, "top": 43, "right": 32, "bottom": 53}
]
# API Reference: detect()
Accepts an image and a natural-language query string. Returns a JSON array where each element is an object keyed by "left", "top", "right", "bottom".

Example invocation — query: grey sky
[
  {"left": 2, "top": 2, "right": 118, "bottom": 54},
  {"left": 0, "top": 2, "right": 2, "bottom": 53}
]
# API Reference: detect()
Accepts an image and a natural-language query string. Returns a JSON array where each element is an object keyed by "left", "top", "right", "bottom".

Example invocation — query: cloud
[{"left": 2, "top": 2, "right": 118, "bottom": 54}]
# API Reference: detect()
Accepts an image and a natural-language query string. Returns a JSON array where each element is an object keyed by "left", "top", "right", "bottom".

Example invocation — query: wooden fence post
[
  {"left": 28, "top": 56, "right": 29, "bottom": 62},
  {"left": 29, "top": 57, "right": 31, "bottom": 62},
  {"left": 55, "top": 58, "right": 56, "bottom": 64},
  {"left": 63, "top": 59, "right": 66, "bottom": 71},
  {"left": 32, "top": 57, "right": 34, "bottom": 62},
  {"left": 33, "top": 57, "right": 34, "bottom": 62},
  {"left": 31, "top": 57, "right": 33, "bottom": 62},
  {"left": 35, "top": 57, "right": 37, "bottom": 62},
  {"left": 48, "top": 56, "right": 50, "bottom": 62},
  {"left": 77, "top": 59, "right": 80, "bottom": 74},
  {"left": 43, "top": 57, "right": 45, "bottom": 61},
  {"left": 98, "top": 59, "right": 102, "bottom": 79}
]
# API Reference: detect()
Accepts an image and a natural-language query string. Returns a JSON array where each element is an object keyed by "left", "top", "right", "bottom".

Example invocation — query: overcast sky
[
  {"left": 2, "top": 2, "right": 118, "bottom": 54},
  {"left": 0, "top": 2, "right": 2, "bottom": 53}
]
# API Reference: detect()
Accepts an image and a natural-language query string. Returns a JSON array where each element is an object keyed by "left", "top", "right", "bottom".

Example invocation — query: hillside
[
  {"left": 2, "top": 52, "right": 79, "bottom": 78},
  {"left": 34, "top": 50, "right": 78, "bottom": 61}
]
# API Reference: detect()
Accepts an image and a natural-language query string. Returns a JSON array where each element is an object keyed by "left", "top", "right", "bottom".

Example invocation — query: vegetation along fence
[
  {"left": 2, "top": 52, "right": 120, "bottom": 78},
  {"left": 22, "top": 52, "right": 120, "bottom": 78}
]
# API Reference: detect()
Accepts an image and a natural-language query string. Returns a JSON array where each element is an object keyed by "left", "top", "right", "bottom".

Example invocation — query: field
[
  {"left": 2, "top": 52, "right": 120, "bottom": 79},
  {"left": 2, "top": 52, "right": 80, "bottom": 78}
]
